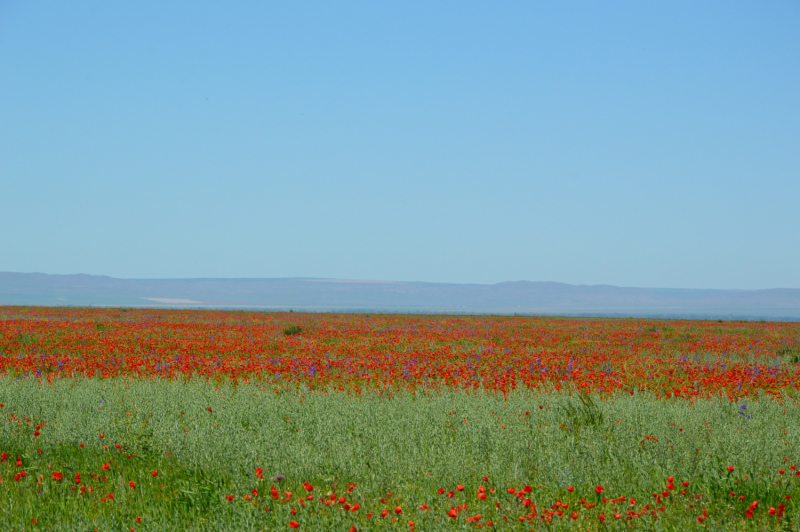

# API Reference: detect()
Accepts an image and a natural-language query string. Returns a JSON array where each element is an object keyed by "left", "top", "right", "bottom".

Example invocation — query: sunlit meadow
[{"left": 2, "top": 307, "right": 800, "bottom": 531}]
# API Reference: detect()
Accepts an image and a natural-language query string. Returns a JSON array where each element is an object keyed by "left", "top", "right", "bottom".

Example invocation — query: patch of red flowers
[{"left": 1, "top": 308, "right": 798, "bottom": 400}]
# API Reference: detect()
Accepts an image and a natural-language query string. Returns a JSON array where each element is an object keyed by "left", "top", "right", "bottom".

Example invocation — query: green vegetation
[
  {"left": 282, "top": 325, "right": 303, "bottom": 336},
  {"left": 1, "top": 378, "right": 798, "bottom": 531}
]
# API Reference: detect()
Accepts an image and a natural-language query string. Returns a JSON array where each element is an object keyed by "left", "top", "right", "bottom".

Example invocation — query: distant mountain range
[{"left": 2, "top": 272, "right": 799, "bottom": 320}]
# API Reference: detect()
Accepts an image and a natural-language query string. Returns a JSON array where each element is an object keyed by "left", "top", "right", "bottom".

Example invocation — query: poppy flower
[
  {"left": 595, "top": 485, "right": 604, "bottom": 494},
  {"left": 289, "top": 521, "right": 299, "bottom": 528}
]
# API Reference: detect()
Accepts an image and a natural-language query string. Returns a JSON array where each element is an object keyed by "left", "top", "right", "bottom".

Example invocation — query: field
[{"left": 1, "top": 307, "right": 800, "bottom": 531}]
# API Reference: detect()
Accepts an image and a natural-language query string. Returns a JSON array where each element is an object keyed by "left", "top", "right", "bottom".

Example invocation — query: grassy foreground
[{"left": 0, "top": 378, "right": 798, "bottom": 531}]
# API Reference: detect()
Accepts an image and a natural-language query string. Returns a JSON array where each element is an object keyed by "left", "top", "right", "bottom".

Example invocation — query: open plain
[{"left": 1, "top": 307, "right": 800, "bottom": 531}]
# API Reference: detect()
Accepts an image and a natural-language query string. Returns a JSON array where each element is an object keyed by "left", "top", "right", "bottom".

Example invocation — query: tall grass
[{"left": 0, "top": 377, "right": 797, "bottom": 530}]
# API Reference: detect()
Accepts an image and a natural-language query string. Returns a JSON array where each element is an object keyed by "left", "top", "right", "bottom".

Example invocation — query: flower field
[{"left": 1, "top": 306, "right": 800, "bottom": 531}]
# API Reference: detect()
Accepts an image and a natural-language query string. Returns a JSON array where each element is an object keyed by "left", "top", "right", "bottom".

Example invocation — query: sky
[{"left": 1, "top": 1, "right": 799, "bottom": 289}]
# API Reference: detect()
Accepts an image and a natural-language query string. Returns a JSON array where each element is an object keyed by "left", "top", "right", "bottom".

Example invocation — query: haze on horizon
[{"left": 1, "top": 2, "right": 798, "bottom": 291}]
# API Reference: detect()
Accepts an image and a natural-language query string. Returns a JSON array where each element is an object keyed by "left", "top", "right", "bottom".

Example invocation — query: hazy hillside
[{"left": 1, "top": 272, "right": 799, "bottom": 320}]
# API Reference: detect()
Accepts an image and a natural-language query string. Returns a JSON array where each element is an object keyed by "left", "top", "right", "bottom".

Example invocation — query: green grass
[{"left": 1, "top": 378, "right": 798, "bottom": 531}]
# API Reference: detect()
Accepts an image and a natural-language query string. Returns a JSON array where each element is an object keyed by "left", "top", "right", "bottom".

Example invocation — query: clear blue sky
[{"left": 2, "top": 1, "right": 798, "bottom": 289}]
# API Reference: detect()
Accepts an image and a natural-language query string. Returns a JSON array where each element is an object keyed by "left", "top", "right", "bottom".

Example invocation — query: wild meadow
[{"left": 1, "top": 307, "right": 800, "bottom": 531}]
